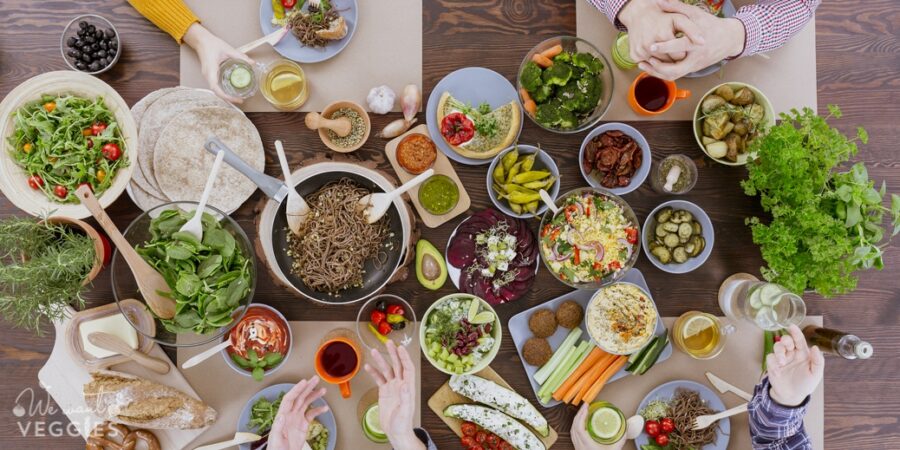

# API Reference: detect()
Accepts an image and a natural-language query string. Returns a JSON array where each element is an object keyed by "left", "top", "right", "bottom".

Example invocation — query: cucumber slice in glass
[{"left": 229, "top": 66, "right": 253, "bottom": 89}]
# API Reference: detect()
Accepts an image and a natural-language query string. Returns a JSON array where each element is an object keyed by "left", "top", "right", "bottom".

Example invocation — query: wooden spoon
[
  {"left": 181, "top": 339, "right": 231, "bottom": 370},
  {"left": 194, "top": 432, "right": 262, "bottom": 450},
  {"left": 358, "top": 168, "right": 434, "bottom": 224},
  {"left": 539, "top": 189, "right": 560, "bottom": 215},
  {"left": 237, "top": 27, "right": 289, "bottom": 54},
  {"left": 274, "top": 140, "right": 310, "bottom": 234},
  {"left": 304, "top": 111, "right": 352, "bottom": 137},
  {"left": 88, "top": 332, "right": 170, "bottom": 374},
  {"left": 76, "top": 185, "right": 176, "bottom": 320}
]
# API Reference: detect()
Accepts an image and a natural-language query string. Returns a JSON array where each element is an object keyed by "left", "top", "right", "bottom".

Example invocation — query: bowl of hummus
[{"left": 585, "top": 282, "right": 658, "bottom": 355}]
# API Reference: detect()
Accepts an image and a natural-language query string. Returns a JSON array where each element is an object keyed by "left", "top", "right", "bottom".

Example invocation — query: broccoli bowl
[{"left": 518, "top": 36, "right": 614, "bottom": 134}]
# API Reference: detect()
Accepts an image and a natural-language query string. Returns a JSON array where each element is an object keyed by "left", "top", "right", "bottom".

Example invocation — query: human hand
[
  {"left": 364, "top": 341, "right": 424, "bottom": 450},
  {"left": 766, "top": 324, "right": 825, "bottom": 407},
  {"left": 638, "top": 0, "right": 746, "bottom": 80},
  {"left": 269, "top": 376, "right": 330, "bottom": 450},
  {"left": 182, "top": 23, "right": 255, "bottom": 104},
  {"left": 572, "top": 403, "right": 625, "bottom": 450},
  {"left": 618, "top": 0, "right": 704, "bottom": 63}
]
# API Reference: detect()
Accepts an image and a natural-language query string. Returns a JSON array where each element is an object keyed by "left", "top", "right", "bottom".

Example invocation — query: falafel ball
[
  {"left": 556, "top": 300, "right": 584, "bottom": 329},
  {"left": 528, "top": 308, "right": 558, "bottom": 338},
  {"left": 522, "top": 337, "right": 553, "bottom": 366}
]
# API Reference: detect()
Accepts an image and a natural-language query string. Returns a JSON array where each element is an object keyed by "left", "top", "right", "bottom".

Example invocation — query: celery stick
[
  {"left": 537, "top": 341, "right": 584, "bottom": 399},
  {"left": 534, "top": 328, "right": 582, "bottom": 385},
  {"left": 539, "top": 341, "right": 590, "bottom": 403}
]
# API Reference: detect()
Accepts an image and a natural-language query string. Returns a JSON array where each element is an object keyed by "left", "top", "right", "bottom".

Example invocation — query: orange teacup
[
  {"left": 315, "top": 337, "right": 361, "bottom": 398},
  {"left": 628, "top": 72, "right": 690, "bottom": 115}
]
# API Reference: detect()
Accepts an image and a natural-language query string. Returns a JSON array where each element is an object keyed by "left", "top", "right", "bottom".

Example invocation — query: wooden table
[{"left": 1, "top": 1, "right": 897, "bottom": 448}]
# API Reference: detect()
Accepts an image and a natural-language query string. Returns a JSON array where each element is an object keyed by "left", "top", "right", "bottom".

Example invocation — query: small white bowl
[
  {"left": 221, "top": 303, "right": 292, "bottom": 380},
  {"left": 486, "top": 144, "right": 560, "bottom": 218},
  {"left": 579, "top": 123, "right": 651, "bottom": 196},
  {"left": 642, "top": 200, "right": 715, "bottom": 274}
]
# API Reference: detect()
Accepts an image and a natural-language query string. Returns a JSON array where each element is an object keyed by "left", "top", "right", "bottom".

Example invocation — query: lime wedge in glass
[
  {"left": 588, "top": 403, "right": 625, "bottom": 443},
  {"left": 363, "top": 403, "right": 388, "bottom": 443},
  {"left": 612, "top": 33, "right": 637, "bottom": 70}
]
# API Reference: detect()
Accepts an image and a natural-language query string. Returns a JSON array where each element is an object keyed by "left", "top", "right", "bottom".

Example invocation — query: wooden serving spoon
[
  {"left": 274, "top": 140, "right": 310, "bottom": 234},
  {"left": 358, "top": 168, "right": 434, "bottom": 224},
  {"left": 88, "top": 332, "right": 170, "bottom": 374},
  {"left": 181, "top": 339, "right": 231, "bottom": 370},
  {"left": 76, "top": 185, "right": 176, "bottom": 320},
  {"left": 194, "top": 432, "right": 262, "bottom": 450},
  {"left": 304, "top": 111, "right": 352, "bottom": 137}
]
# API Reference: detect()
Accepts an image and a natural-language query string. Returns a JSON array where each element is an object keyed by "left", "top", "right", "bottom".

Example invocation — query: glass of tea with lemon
[
  {"left": 671, "top": 311, "right": 733, "bottom": 360},
  {"left": 260, "top": 59, "right": 309, "bottom": 110}
]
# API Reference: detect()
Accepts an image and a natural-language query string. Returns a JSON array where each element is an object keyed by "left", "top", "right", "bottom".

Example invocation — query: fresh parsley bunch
[{"left": 742, "top": 105, "right": 900, "bottom": 297}]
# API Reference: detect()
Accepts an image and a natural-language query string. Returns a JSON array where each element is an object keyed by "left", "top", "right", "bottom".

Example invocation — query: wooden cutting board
[
  {"left": 428, "top": 366, "right": 559, "bottom": 449},
  {"left": 38, "top": 305, "right": 209, "bottom": 449}
]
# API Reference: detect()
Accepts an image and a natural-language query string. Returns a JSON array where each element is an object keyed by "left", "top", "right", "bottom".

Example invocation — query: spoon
[
  {"left": 181, "top": 339, "right": 232, "bottom": 370},
  {"left": 358, "top": 168, "right": 434, "bottom": 224},
  {"left": 539, "top": 189, "right": 560, "bottom": 215},
  {"left": 194, "top": 432, "right": 262, "bottom": 450},
  {"left": 237, "top": 27, "right": 289, "bottom": 54},
  {"left": 76, "top": 186, "right": 176, "bottom": 320},
  {"left": 274, "top": 140, "right": 310, "bottom": 234},
  {"left": 304, "top": 111, "right": 352, "bottom": 137},
  {"left": 177, "top": 149, "right": 224, "bottom": 242},
  {"left": 87, "top": 332, "right": 170, "bottom": 374}
]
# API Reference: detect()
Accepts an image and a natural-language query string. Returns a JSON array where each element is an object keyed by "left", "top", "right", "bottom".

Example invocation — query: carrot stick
[
  {"left": 571, "top": 355, "right": 615, "bottom": 404},
  {"left": 540, "top": 44, "right": 564, "bottom": 59},
  {"left": 561, "top": 354, "right": 614, "bottom": 404},
  {"left": 532, "top": 53, "right": 554, "bottom": 68},
  {"left": 524, "top": 100, "right": 537, "bottom": 115},
  {"left": 552, "top": 347, "right": 606, "bottom": 400},
  {"left": 519, "top": 88, "right": 533, "bottom": 103},
  {"left": 579, "top": 356, "right": 629, "bottom": 405}
]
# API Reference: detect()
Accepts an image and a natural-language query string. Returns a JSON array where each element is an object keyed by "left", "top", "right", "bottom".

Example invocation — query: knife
[
  {"left": 204, "top": 135, "right": 289, "bottom": 203},
  {"left": 706, "top": 371, "right": 753, "bottom": 402}
]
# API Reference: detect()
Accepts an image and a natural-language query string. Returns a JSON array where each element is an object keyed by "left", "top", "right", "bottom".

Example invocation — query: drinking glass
[{"left": 719, "top": 276, "right": 806, "bottom": 331}]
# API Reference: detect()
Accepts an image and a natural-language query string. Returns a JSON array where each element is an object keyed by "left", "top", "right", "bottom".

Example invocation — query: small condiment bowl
[
  {"left": 642, "top": 200, "right": 715, "bottom": 274},
  {"left": 650, "top": 154, "right": 698, "bottom": 195},
  {"left": 486, "top": 144, "right": 560, "bottom": 218},
  {"left": 221, "top": 303, "right": 292, "bottom": 380},
  {"left": 60, "top": 14, "right": 121, "bottom": 75},
  {"left": 693, "top": 81, "right": 775, "bottom": 166},
  {"left": 579, "top": 123, "right": 651, "bottom": 196},
  {"left": 318, "top": 100, "right": 371, "bottom": 153},
  {"left": 355, "top": 294, "right": 417, "bottom": 353}
]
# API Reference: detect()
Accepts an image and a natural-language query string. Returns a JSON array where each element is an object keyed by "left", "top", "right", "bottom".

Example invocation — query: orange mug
[
  {"left": 315, "top": 337, "right": 361, "bottom": 398},
  {"left": 628, "top": 72, "right": 690, "bottom": 115}
]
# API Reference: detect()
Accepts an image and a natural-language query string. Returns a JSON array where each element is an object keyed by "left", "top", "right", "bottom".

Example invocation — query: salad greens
[
  {"left": 742, "top": 105, "right": 900, "bottom": 297},
  {"left": 248, "top": 392, "right": 285, "bottom": 434},
  {"left": 8, "top": 95, "right": 127, "bottom": 202},
  {"left": 231, "top": 348, "right": 283, "bottom": 382},
  {"left": 519, "top": 51, "right": 604, "bottom": 129},
  {"left": 135, "top": 209, "right": 252, "bottom": 334}
]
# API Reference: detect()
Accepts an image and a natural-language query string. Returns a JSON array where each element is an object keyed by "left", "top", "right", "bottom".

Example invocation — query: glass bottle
[{"left": 803, "top": 326, "right": 873, "bottom": 360}]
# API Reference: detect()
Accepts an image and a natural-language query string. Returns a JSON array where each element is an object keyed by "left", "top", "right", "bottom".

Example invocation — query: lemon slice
[
  {"left": 682, "top": 314, "right": 716, "bottom": 340},
  {"left": 588, "top": 406, "right": 624, "bottom": 441},
  {"left": 271, "top": 72, "right": 302, "bottom": 94}
]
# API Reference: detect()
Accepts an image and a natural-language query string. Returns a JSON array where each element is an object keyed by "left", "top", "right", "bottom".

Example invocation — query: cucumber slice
[
  {"left": 229, "top": 66, "right": 253, "bottom": 89},
  {"left": 748, "top": 287, "right": 763, "bottom": 309},
  {"left": 759, "top": 284, "right": 782, "bottom": 306}
]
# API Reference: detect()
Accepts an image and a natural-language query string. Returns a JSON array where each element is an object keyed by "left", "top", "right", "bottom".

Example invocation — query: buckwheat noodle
[
  {"left": 288, "top": 7, "right": 340, "bottom": 48},
  {"left": 668, "top": 388, "right": 720, "bottom": 449},
  {"left": 286, "top": 178, "right": 390, "bottom": 294}
]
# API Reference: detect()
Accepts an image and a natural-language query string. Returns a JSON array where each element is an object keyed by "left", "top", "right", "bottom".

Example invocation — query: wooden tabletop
[{"left": 1, "top": 1, "right": 898, "bottom": 449}]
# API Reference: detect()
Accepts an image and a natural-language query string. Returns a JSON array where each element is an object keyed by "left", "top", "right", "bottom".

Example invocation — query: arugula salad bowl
[{"left": 112, "top": 201, "right": 257, "bottom": 347}]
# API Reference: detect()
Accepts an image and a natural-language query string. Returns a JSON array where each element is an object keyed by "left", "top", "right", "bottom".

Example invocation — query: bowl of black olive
[{"left": 60, "top": 14, "right": 120, "bottom": 75}]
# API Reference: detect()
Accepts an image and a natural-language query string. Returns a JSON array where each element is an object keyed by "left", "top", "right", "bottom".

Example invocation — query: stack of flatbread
[{"left": 127, "top": 87, "right": 264, "bottom": 213}]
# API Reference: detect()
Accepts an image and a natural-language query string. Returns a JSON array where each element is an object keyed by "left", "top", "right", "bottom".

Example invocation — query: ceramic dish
[
  {"left": 634, "top": 380, "right": 731, "bottom": 449},
  {"left": 237, "top": 383, "right": 337, "bottom": 450},
  {"left": 419, "top": 293, "right": 502, "bottom": 376},
  {"left": 579, "top": 123, "right": 651, "bottom": 196},
  {"left": 258, "top": 0, "right": 358, "bottom": 64},
  {"left": 221, "top": 303, "right": 292, "bottom": 379},
  {"left": 693, "top": 81, "right": 775, "bottom": 166},
  {"left": 642, "top": 200, "right": 715, "bottom": 274},
  {"left": 0, "top": 71, "right": 137, "bottom": 219},
  {"left": 682, "top": 0, "right": 737, "bottom": 78},
  {"left": 508, "top": 268, "right": 671, "bottom": 407},
  {"left": 425, "top": 67, "right": 523, "bottom": 166},
  {"left": 60, "top": 14, "right": 121, "bottom": 75},
  {"left": 585, "top": 281, "right": 659, "bottom": 355},
  {"left": 356, "top": 294, "right": 417, "bottom": 352},
  {"left": 486, "top": 145, "right": 560, "bottom": 218}
]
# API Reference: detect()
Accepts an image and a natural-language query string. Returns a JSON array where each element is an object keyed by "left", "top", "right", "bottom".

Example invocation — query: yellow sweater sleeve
[{"left": 127, "top": 0, "right": 200, "bottom": 43}]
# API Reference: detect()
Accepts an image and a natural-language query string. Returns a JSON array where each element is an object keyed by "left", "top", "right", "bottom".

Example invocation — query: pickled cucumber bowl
[
  {"left": 419, "top": 293, "right": 502, "bottom": 375},
  {"left": 642, "top": 200, "right": 715, "bottom": 274},
  {"left": 487, "top": 144, "right": 560, "bottom": 218}
]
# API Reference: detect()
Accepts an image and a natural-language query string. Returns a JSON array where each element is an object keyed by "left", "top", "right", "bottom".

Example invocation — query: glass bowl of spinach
[{"left": 111, "top": 201, "right": 256, "bottom": 347}]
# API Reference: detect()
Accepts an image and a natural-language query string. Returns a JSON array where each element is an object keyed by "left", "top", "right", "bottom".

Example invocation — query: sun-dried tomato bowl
[{"left": 579, "top": 123, "right": 651, "bottom": 196}]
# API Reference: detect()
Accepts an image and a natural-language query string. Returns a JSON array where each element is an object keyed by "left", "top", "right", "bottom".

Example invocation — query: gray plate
[
  {"left": 507, "top": 268, "right": 672, "bottom": 407},
  {"left": 634, "top": 380, "right": 731, "bottom": 449},
  {"left": 237, "top": 383, "right": 337, "bottom": 450},
  {"left": 425, "top": 67, "right": 523, "bottom": 166},
  {"left": 258, "top": 0, "right": 358, "bottom": 64},
  {"left": 684, "top": 0, "right": 737, "bottom": 78}
]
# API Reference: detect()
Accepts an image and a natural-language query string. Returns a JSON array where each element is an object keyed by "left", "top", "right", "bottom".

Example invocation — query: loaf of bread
[{"left": 83, "top": 370, "right": 217, "bottom": 429}]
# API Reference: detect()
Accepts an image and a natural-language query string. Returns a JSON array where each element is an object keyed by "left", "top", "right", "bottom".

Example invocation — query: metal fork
[{"left": 691, "top": 403, "right": 749, "bottom": 431}]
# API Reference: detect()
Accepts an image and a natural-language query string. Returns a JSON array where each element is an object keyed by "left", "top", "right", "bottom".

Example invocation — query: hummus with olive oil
[{"left": 586, "top": 283, "right": 657, "bottom": 354}]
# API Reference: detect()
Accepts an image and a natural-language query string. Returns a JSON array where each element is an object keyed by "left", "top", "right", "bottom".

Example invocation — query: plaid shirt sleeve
[
  {"left": 734, "top": 0, "right": 820, "bottom": 57},
  {"left": 749, "top": 377, "right": 813, "bottom": 450},
  {"left": 586, "top": 0, "right": 631, "bottom": 30}
]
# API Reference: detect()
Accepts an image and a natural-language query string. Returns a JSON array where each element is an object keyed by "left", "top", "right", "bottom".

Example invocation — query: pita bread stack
[{"left": 127, "top": 88, "right": 264, "bottom": 213}]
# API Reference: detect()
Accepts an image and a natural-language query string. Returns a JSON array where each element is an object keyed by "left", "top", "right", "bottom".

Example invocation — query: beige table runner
[
  {"left": 597, "top": 316, "right": 824, "bottom": 450},
  {"left": 180, "top": 0, "right": 422, "bottom": 112},
  {"left": 576, "top": 0, "right": 818, "bottom": 121},
  {"left": 177, "top": 321, "right": 421, "bottom": 449}
]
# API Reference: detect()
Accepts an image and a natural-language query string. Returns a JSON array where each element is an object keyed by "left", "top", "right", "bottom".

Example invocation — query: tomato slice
[{"left": 440, "top": 112, "right": 475, "bottom": 146}]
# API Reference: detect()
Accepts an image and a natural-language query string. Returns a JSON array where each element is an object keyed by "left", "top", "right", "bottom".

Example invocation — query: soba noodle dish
[{"left": 285, "top": 178, "right": 391, "bottom": 295}]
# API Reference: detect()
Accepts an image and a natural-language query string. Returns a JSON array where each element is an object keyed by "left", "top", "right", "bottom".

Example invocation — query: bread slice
[{"left": 83, "top": 370, "right": 217, "bottom": 430}]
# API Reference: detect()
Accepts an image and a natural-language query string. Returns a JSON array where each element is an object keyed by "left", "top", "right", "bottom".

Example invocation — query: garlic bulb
[
  {"left": 367, "top": 85, "right": 396, "bottom": 115},
  {"left": 401, "top": 84, "right": 421, "bottom": 122}
]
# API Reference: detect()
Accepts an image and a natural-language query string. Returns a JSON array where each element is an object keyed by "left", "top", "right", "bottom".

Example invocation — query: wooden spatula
[
  {"left": 88, "top": 332, "right": 170, "bottom": 374},
  {"left": 76, "top": 185, "right": 176, "bottom": 320}
]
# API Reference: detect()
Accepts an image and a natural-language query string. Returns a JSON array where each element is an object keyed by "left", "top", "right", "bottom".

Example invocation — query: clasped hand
[{"left": 619, "top": 0, "right": 746, "bottom": 80}]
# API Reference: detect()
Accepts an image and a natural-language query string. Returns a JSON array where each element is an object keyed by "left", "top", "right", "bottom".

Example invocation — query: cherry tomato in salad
[
  {"left": 27, "top": 175, "right": 44, "bottom": 190},
  {"left": 474, "top": 431, "right": 487, "bottom": 444},
  {"left": 660, "top": 417, "right": 675, "bottom": 434},
  {"left": 498, "top": 442, "right": 513, "bottom": 450},
  {"left": 461, "top": 422, "right": 477, "bottom": 437},
  {"left": 469, "top": 446, "right": 484, "bottom": 450},
  {"left": 564, "top": 204, "right": 580, "bottom": 223},
  {"left": 53, "top": 185, "right": 68, "bottom": 199},
  {"left": 281, "top": 0, "right": 296, "bottom": 7},
  {"left": 644, "top": 420, "right": 660, "bottom": 437},
  {"left": 609, "top": 260, "right": 622, "bottom": 270},
  {"left": 655, "top": 433, "right": 670, "bottom": 446},
  {"left": 102, "top": 143, "right": 122, "bottom": 161},
  {"left": 460, "top": 436, "right": 477, "bottom": 448},
  {"left": 91, "top": 122, "right": 107, "bottom": 136},
  {"left": 440, "top": 112, "right": 475, "bottom": 146},
  {"left": 625, "top": 227, "right": 638, "bottom": 244},
  {"left": 386, "top": 304, "right": 404, "bottom": 316},
  {"left": 485, "top": 434, "right": 500, "bottom": 447}
]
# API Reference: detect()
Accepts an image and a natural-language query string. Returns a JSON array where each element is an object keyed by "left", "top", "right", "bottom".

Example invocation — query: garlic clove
[{"left": 401, "top": 84, "right": 421, "bottom": 122}]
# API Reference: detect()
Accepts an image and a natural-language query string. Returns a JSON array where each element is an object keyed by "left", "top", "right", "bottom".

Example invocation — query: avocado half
[{"left": 416, "top": 239, "right": 447, "bottom": 290}]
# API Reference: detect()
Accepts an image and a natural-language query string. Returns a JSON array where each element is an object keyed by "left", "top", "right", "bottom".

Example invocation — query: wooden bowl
[
  {"left": 317, "top": 100, "right": 371, "bottom": 153},
  {"left": 0, "top": 71, "right": 137, "bottom": 219},
  {"left": 38, "top": 216, "right": 106, "bottom": 285}
]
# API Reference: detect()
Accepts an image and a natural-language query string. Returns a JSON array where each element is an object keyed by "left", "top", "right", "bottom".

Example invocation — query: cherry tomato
[
  {"left": 625, "top": 227, "right": 638, "bottom": 244},
  {"left": 470, "top": 446, "right": 484, "bottom": 450},
  {"left": 91, "top": 122, "right": 107, "bottom": 136},
  {"left": 370, "top": 310, "right": 386, "bottom": 325},
  {"left": 655, "top": 433, "right": 670, "bottom": 446},
  {"left": 498, "top": 442, "right": 513, "bottom": 450},
  {"left": 27, "top": 175, "right": 44, "bottom": 190},
  {"left": 608, "top": 260, "right": 622, "bottom": 270},
  {"left": 474, "top": 431, "right": 487, "bottom": 444},
  {"left": 660, "top": 417, "right": 675, "bottom": 434},
  {"left": 281, "top": 0, "right": 296, "bottom": 7},
  {"left": 96, "top": 169, "right": 107, "bottom": 183},
  {"left": 486, "top": 434, "right": 500, "bottom": 447},
  {"left": 77, "top": 182, "right": 93, "bottom": 193},
  {"left": 377, "top": 321, "right": 392, "bottom": 335},
  {"left": 101, "top": 143, "right": 122, "bottom": 161},
  {"left": 461, "top": 422, "right": 477, "bottom": 437},
  {"left": 460, "top": 436, "right": 477, "bottom": 448},
  {"left": 53, "top": 185, "right": 68, "bottom": 199},
  {"left": 644, "top": 420, "right": 660, "bottom": 437},
  {"left": 386, "top": 304, "right": 404, "bottom": 316},
  {"left": 440, "top": 112, "right": 475, "bottom": 146}
]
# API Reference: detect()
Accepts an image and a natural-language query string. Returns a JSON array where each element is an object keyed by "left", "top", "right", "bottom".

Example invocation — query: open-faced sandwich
[{"left": 436, "top": 92, "right": 520, "bottom": 160}]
